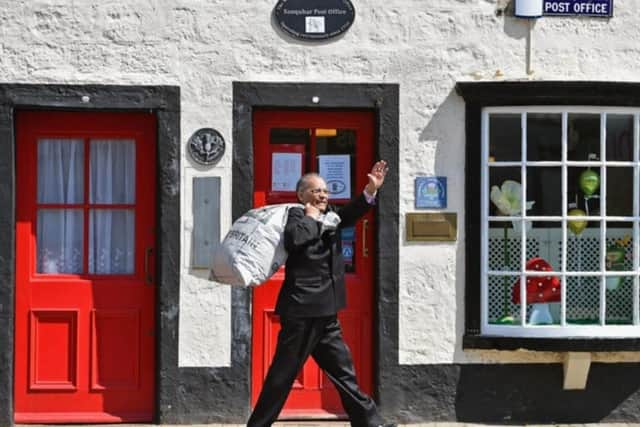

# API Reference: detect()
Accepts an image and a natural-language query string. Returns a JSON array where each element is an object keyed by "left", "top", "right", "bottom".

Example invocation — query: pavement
[
  {"left": 233, "top": 424, "right": 635, "bottom": 427},
  {"left": 19, "top": 423, "right": 637, "bottom": 427},
  {"left": 225, "top": 424, "right": 638, "bottom": 427}
]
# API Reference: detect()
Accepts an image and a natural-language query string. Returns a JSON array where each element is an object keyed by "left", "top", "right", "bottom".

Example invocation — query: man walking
[{"left": 247, "top": 160, "right": 394, "bottom": 427}]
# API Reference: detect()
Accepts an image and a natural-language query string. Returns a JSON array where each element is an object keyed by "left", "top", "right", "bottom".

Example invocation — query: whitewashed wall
[{"left": 2, "top": 0, "right": 640, "bottom": 367}]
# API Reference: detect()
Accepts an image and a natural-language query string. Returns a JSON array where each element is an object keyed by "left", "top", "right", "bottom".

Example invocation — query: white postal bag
[{"left": 210, "top": 203, "right": 303, "bottom": 287}]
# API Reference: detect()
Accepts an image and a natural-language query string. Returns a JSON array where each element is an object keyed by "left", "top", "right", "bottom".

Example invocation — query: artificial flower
[{"left": 490, "top": 180, "right": 535, "bottom": 215}]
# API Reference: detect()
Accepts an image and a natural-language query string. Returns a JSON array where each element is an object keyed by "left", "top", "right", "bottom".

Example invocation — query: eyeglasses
[{"left": 308, "top": 188, "right": 330, "bottom": 195}]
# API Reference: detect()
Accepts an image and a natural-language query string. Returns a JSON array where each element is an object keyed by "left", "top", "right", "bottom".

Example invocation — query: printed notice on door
[
  {"left": 272, "top": 152, "right": 302, "bottom": 192},
  {"left": 319, "top": 154, "right": 351, "bottom": 199}
]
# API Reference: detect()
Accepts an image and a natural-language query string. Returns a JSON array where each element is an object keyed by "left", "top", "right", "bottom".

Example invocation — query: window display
[{"left": 483, "top": 108, "right": 639, "bottom": 336}]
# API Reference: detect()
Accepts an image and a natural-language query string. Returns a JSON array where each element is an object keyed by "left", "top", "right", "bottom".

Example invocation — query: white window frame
[{"left": 481, "top": 106, "right": 640, "bottom": 338}]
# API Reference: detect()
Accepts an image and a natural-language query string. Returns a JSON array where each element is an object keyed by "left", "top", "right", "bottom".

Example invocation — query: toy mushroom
[{"left": 512, "top": 257, "right": 561, "bottom": 325}]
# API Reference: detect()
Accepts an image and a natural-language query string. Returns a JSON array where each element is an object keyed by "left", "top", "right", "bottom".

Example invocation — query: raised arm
[
  {"left": 338, "top": 160, "right": 389, "bottom": 227},
  {"left": 364, "top": 159, "right": 389, "bottom": 197}
]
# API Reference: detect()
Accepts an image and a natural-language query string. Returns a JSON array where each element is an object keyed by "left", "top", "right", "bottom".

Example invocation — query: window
[
  {"left": 36, "top": 138, "right": 136, "bottom": 275},
  {"left": 482, "top": 107, "right": 639, "bottom": 338},
  {"left": 267, "top": 127, "right": 359, "bottom": 272}
]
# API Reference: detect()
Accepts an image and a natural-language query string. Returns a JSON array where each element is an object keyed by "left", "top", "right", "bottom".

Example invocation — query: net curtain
[{"left": 36, "top": 139, "right": 135, "bottom": 275}]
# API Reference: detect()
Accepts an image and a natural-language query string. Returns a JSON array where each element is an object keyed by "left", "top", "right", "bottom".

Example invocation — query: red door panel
[
  {"left": 91, "top": 309, "right": 141, "bottom": 390},
  {"left": 29, "top": 310, "right": 79, "bottom": 391},
  {"left": 15, "top": 111, "right": 156, "bottom": 423},
  {"left": 252, "top": 110, "right": 375, "bottom": 418}
]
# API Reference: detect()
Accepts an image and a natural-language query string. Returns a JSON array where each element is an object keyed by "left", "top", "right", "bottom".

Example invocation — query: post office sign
[
  {"left": 273, "top": 0, "right": 355, "bottom": 41},
  {"left": 543, "top": 0, "right": 613, "bottom": 17}
]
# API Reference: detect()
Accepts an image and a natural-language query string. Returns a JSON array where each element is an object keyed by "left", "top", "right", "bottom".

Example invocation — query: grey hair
[{"left": 296, "top": 172, "right": 323, "bottom": 193}]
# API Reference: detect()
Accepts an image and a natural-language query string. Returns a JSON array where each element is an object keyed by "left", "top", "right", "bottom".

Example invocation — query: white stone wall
[{"left": 3, "top": 0, "right": 640, "bottom": 367}]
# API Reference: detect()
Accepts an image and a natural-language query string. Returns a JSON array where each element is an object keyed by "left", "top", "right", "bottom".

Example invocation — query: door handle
[
  {"left": 144, "top": 247, "right": 154, "bottom": 285},
  {"left": 362, "top": 219, "right": 369, "bottom": 258}
]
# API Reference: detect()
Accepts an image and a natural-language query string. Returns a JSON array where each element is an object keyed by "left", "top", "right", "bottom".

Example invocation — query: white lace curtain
[{"left": 37, "top": 139, "right": 136, "bottom": 275}]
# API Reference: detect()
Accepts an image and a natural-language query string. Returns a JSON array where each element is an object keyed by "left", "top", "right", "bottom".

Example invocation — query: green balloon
[
  {"left": 567, "top": 208, "right": 587, "bottom": 235},
  {"left": 579, "top": 169, "right": 600, "bottom": 196}
]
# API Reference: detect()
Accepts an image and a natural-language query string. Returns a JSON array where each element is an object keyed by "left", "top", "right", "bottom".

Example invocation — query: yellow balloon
[{"left": 567, "top": 208, "right": 587, "bottom": 235}]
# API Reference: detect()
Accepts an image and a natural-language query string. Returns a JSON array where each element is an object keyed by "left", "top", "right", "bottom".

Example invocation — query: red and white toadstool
[{"left": 511, "top": 257, "right": 561, "bottom": 325}]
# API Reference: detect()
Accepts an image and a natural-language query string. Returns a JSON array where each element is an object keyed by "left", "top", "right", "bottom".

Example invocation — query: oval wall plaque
[{"left": 273, "top": 0, "right": 355, "bottom": 41}]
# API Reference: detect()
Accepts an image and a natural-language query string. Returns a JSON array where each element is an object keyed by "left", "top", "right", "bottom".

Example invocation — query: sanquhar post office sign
[
  {"left": 543, "top": 0, "right": 613, "bottom": 17},
  {"left": 273, "top": 0, "right": 355, "bottom": 41}
]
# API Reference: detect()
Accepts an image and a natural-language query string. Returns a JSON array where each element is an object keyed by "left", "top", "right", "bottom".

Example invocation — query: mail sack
[{"left": 210, "top": 203, "right": 303, "bottom": 287}]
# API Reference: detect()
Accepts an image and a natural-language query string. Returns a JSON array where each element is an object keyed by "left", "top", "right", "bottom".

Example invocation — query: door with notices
[{"left": 252, "top": 110, "right": 375, "bottom": 418}]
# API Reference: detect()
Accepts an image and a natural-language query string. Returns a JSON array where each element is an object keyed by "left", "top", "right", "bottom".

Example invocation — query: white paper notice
[
  {"left": 319, "top": 154, "right": 351, "bottom": 199},
  {"left": 271, "top": 152, "right": 302, "bottom": 192}
]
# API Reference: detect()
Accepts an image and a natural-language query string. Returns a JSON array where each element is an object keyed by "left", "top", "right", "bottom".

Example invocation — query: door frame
[
  {"left": 251, "top": 110, "right": 377, "bottom": 416},
  {"left": 0, "top": 84, "right": 180, "bottom": 426},
  {"left": 232, "top": 82, "right": 400, "bottom": 418}
]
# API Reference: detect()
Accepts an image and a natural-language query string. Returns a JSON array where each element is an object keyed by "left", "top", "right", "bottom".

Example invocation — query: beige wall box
[{"left": 406, "top": 212, "right": 457, "bottom": 242}]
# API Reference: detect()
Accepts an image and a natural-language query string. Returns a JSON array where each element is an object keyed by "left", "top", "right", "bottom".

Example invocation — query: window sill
[{"left": 463, "top": 334, "right": 640, "bottom": 352}]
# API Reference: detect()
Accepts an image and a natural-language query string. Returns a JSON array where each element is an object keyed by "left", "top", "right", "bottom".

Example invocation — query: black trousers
[{"left": 247, "top": 315, "right": 384, "bottom": 427}]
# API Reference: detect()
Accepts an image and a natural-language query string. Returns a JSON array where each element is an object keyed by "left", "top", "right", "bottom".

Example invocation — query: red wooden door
[
  {"left": 252, "top": 110, "right": 375, "bottom": 418},
  {"left": 14, "top": 111, "right": 156, "bottom": 423}
]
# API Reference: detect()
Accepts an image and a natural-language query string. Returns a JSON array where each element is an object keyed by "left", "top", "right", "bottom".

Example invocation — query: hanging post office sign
[
  {"left": 543, "top": 0, "right": 613, "bottom": 17},
  {"left": 273, "top": 0, "right": 355, "bottom": 41}
]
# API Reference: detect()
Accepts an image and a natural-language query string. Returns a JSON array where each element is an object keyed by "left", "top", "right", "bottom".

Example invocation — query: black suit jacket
[{"left": 274, "top": 193, "right": 372, "bottom": 317}]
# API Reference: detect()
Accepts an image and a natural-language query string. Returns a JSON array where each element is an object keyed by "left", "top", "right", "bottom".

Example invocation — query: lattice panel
[
  {"left": 487, "top": 228, "right": 637, "bottom": 324},
  {"left": 564, "top": 232, "right": 634, "bottom": 324},
  {"left": 488, "top": 233, "right": 540, "bottom": 322}
]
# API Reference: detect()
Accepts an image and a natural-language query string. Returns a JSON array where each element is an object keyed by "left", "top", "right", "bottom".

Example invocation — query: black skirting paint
[{"left": 383, "top": 362, "right": 640, "bottom": 424}]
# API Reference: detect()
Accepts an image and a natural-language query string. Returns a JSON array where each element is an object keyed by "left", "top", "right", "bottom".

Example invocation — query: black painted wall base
[
  {"left": 381, "top": 363, "right": 640, "bottom": 424},
  {"left": 157, "top": 287, "right": 251, "bottom": 424},
  {"left": 162, "top": 362, "right": 640, "bottom": 424}
]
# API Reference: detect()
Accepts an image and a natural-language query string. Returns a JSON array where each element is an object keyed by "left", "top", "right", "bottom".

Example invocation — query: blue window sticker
[
  {"left": 415, "top": 177, "right": 447, "bottom": 209},
  {"left": 340, "top": 226, "right": 355, "bottom": 267}
]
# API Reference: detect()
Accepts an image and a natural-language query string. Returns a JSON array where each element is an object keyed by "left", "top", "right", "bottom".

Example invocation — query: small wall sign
[
  {"left": 415, "top": 176, "right": 447, "bottom": 209},
  {"left": 188, "top": 128, "right": 225, "bottom": 166},
  {"left": 543, "top": 0, "right": 612, "bottom": 17},
  {"left": 273, "top": 0, "right": 355, "bottom": 41}
]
